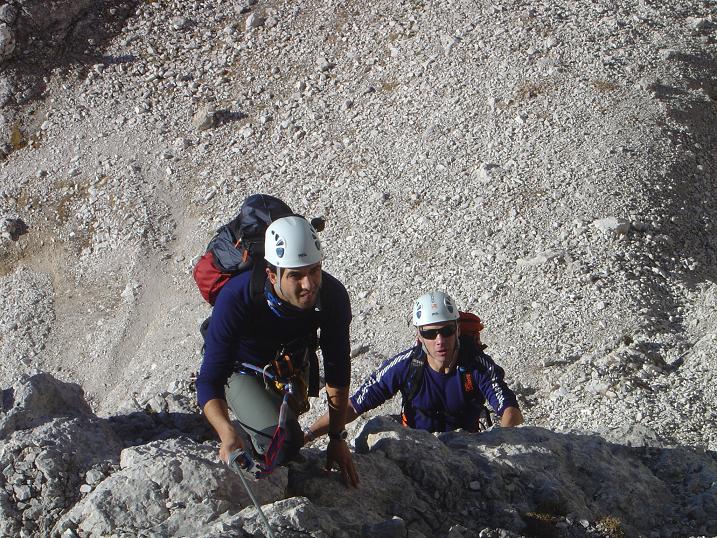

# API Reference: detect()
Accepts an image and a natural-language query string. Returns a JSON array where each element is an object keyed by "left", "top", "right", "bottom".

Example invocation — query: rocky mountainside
[
  {"left": 3, "top": 373, "right": 717, "bottom": 537},
  {"left": 0, "top": 0, "right": 715, "bottom": 536}
]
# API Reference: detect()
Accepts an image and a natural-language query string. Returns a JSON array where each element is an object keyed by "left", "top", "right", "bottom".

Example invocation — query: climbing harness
[{"left": 237, "top": 343, "right": 309, "bottom": 475}]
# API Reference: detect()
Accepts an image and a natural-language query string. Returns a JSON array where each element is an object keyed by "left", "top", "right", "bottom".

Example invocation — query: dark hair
[{"left": 266, "top": 262, "right": 277, "bottom": 274}]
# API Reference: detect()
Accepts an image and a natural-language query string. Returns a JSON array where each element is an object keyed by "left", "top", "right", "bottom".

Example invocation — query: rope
[{"left": 231, "top": 454, "right": 276, "bottom": 538}]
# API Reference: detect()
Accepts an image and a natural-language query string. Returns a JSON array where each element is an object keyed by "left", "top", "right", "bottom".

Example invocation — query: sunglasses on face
[{"left": 419, "top": 323, "right": 457, "bottom": 340}]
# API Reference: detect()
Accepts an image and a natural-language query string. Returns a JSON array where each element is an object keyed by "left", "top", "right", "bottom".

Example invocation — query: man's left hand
[
  {"left": 500, "top": 406, "right": 524, "bottom": 427},
  {"left": 325, "top": 439, "right": 359, "bottom": 488}
]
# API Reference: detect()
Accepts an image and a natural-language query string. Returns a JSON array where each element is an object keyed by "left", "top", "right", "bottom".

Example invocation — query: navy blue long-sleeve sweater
[{"left": 196, "top": 270, "right": 352, "bottom": 408}]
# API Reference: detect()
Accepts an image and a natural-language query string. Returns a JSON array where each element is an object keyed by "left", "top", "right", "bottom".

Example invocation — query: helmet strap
[{"left": 275, "top": 267, "right": 283, "bottom": 296}]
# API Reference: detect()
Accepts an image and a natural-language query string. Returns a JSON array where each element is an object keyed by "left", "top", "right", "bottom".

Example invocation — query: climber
[
  {"left": 196, "top": 215, "right": 358, "bottom": 487},
  {"left": 303, "top": 291, "right": 523, "bottom": 443}
]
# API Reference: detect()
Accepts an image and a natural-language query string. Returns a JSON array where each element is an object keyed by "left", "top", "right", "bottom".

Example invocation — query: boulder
[{"left": 53, "top": 438, "right": 287, "bottom": 536}]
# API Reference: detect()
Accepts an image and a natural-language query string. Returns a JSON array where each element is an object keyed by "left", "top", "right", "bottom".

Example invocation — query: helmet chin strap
[{"left": 275, "top": 267, "right": 283, "bottom": 296}]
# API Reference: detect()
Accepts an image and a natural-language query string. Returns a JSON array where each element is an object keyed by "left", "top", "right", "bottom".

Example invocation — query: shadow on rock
[
  {"left": 0, "top": 0, "right": 140, "bottom": 157},
  {"left": 1, "top": 0, "right": 139, "bottom": 103},
  {"left": 105, "top": 388, "right": 215, "bottom": 446},
  {"left": 107, "top": 410, "right": 215, "bottom": 447},
  {"left": 214, "top": 109, "right": 248, "bottom": 127},
  {"left": 637, "top": 46, "right": 717, "bottom": 333},
  {"left": 0, "top": 373, "right": 124, "bottom": 537}
]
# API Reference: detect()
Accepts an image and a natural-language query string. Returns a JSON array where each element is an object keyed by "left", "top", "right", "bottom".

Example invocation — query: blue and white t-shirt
[{"left": 350, "top": 338, "right": 518, "bottom": 432}]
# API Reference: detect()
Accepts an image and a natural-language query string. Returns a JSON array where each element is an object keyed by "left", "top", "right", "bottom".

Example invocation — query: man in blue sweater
[
  {"left": 304, "top": 291, "right": 522, "bottom": 443},
  {"left": 196, "top": 216, "right": 358, "bottom": 486}
]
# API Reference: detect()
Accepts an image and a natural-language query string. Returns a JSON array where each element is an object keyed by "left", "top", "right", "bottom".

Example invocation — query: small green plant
[
  {"left": 10, "top": 122, "right": 25, "bottom": 150},
  {"left": 515, "top": 82, "right": 549, "bottom": 101},
  {"left": 380, "top": 80, "right": 399, "bottom": 92}
]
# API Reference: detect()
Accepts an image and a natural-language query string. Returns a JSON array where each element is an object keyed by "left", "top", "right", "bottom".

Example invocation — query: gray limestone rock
[
  {"left": 0, "top": 4, "right": 18, "bottom": 25},
  {"left": 0, "top": 375, "right": 123, "bottom": 537},
  {"left": 1, "top": 374, "right": 716, "bottom": 536},
  {"left": 0, "top": 373, "right": 93, "bottom": 438},
  {"left": 0, "top": 23, "right": 14, "bottom": 61},
  {"left": 170, "top": 16, "right": 189, "bottom": 30},
  {"left": 592, "top": 217, "right": 631, "bottom": 236},
  {"left": 517, "top": 250, "right": 563, "bottom": 267},
  {"left": 245, "top": 12, "right": 265, "bottom": 30},
  {"left": 0, "top": 0, "right": 716, "bottom": 536},
  {"left": 230, "top": 496, "right": 343, "bottom": 537},
  {"left": 362, "top": 516, "right": 407, "bottom": 538},
  {"left": 53, "top": 437, "right": 287, "bottom": 536},
  {"left": 192, "top": 105, "right": 216, "bottom": 131}
]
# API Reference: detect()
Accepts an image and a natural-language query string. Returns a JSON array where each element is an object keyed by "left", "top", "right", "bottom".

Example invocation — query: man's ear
[{"left": 266, "top": 267, "right": 277, "bottom": 286}]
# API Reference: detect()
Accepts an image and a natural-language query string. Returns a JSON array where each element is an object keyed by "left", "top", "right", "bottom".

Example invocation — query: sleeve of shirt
[
  {"left": 350, "top": 348, "right": 414, "bottom": 414},
  {"left": 318, "top": 274, "right": 352, "bottom": 388},
  {"left": 472, "top": 351, "right": 519, "bottom": 415},
  {"left": 195, "top": 280, "right": 248, "bottom": 408}
]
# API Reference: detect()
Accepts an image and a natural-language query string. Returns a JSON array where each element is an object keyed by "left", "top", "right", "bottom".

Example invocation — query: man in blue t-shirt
[
  {"left": 303, "top": 291, "right": 522, "bottom": 443},
  {"left": 196, "top": 216, "right": 358, "bottom": 486}
]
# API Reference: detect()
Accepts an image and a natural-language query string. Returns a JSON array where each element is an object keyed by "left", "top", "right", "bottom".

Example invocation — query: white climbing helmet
[
  {"left": 264, "top": 216, "right": 324, "bottom": 268},
  {"left": 412, "top": 291, "right": 459, "bottom": 327}
]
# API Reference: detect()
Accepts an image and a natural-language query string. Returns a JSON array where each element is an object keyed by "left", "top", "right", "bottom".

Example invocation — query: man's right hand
[
  {"left": 219, "top": 431, "right": 245, "bottom": 464},
  {"left": 202, "top": 399, "right": 245, "bottom": 464}
]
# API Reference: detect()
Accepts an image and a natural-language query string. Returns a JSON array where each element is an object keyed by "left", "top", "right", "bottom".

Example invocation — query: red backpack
[{"left": 458, "top": 311, "right": 485, "bottom": 350}]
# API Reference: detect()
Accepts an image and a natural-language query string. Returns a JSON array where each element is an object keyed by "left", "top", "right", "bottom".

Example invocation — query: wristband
[
  {"left": 328, "top": 429, "right": 348, "bottom": 442},
  {"left": 303, "top": 429, "right": 317, "bottom": 443}
]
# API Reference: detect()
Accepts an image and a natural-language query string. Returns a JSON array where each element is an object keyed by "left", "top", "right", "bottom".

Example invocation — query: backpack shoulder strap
[
  {"left": 399, "top": 347, "right": 425, "bottom": 408},
  {"left": 248, "top": 261, "right": 267, "bottom": 307},
  {"left": 457, "top": 364, "right": 478, "bottom": 402},
  {"left": 456, "top": 337, "right": 482, "bottom": 401},
  {"left": 456, "top": 344, "right": 494, "bottom": 430}
]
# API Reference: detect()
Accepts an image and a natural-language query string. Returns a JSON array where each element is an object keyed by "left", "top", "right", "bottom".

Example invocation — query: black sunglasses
[{"left": 419, "top": 323, "right": 457, "bottom": 340}]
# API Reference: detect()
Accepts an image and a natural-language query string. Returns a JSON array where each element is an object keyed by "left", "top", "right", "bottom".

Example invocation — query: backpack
[
  {"left": 399, "top": 311, "right": 492, "bottom": 431},
  {"left": 194, "top": 194, "right": 325, "bottom": 305}
]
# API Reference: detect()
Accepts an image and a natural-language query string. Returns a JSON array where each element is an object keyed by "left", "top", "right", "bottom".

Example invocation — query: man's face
[
  {"left": 268, "top": 262, "right": 322, "bottom": 310},
  {"left": 418, "top": 321, "right": 459, "bottom": 369}
]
